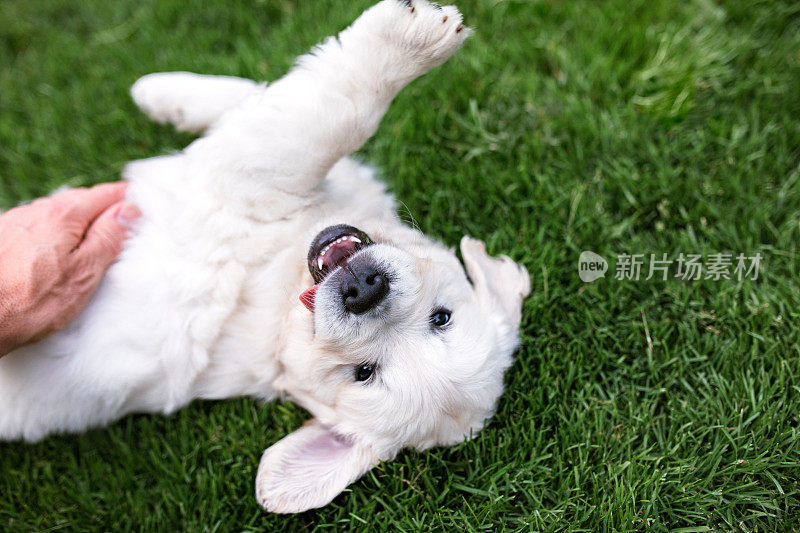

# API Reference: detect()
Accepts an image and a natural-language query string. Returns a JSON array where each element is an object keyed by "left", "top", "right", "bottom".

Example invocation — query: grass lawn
[{"left": 2, "top": 0, "right": 800, "bottom": 530}]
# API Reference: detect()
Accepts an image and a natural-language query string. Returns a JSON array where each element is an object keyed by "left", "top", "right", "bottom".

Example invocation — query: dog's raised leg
[
  {"left": 187, "top": 0, "right": 469, "bottom": 206},
  {"left": 131, "top": 72, "right": 262, "bottom": 133}
]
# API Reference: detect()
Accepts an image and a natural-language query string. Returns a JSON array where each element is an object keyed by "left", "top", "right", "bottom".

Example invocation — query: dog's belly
[{"left": 0, "top": 231, "right": 257, "bottom": 440}]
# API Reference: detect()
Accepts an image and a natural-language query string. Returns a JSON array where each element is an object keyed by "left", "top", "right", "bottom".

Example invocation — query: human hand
[{"left": 0, "top": 183, "right": 140, "bottom": 356}]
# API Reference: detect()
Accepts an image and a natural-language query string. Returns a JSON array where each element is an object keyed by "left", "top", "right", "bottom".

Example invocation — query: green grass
[{"left": 2, "top": 0, "right": 800, "bottom": 530}]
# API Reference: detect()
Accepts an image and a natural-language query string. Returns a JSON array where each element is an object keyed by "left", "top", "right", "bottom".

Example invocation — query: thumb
[{"left": 78, "top": 201, "right": 141, "bottom": 270}]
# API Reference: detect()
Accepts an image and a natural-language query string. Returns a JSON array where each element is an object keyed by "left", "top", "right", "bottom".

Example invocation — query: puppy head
[{"left": 256, "top": 225, "right": 529, "bottom": 513}]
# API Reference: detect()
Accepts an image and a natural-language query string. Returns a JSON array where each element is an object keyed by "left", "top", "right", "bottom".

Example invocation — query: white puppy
[{"left": 0, "top": 0, "right": 530, "bottom": 513}]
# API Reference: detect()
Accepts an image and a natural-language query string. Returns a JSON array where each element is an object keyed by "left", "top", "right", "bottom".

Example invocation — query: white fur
[{"left": 0, "top": 1, "right": 530, "bottom": 513}]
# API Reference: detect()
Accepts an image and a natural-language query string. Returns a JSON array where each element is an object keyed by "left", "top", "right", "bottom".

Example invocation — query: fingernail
[{"left": 115, "top": 203, "right": 141, "bottom": 230}]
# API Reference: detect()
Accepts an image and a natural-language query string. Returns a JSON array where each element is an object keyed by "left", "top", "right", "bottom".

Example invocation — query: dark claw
[
  {"left": 456, "top": 24, "right": 464, "bottom": 32},
  {"left": 442, "top": 15, "right": 448, "bottom": 22}
]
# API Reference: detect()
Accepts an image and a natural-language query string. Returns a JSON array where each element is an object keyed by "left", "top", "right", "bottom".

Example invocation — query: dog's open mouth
[{"left": 299, "top": 224, "right": 373, "bottom": 312}]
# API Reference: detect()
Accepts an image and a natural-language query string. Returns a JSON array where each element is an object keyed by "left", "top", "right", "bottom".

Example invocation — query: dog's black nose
[{"left": 341, "top": 265, "right": 389, "bottom": 314}]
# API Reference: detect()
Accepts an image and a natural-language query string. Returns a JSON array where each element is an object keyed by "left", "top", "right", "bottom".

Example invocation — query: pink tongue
[{"left": 299, "top": 285, "right": 319, "bottom": 313}]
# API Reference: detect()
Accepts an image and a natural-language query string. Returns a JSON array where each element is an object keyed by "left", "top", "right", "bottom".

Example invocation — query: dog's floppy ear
[
  {"left": 255, "top": 420, "right": 379, "bottom": 513},
  {"left": 460, "top": 236, "right": 530, "bottom": 325}
]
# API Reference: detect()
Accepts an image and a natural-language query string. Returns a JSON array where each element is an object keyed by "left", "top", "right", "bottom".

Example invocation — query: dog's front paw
[
  {"left": 131, "top": 73, "right": 189, "bottom": 128},
  {"left": 357, "top": 0, "right": 470, "bottom": 75}
]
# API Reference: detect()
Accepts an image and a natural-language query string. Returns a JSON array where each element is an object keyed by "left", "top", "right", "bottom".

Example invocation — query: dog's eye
[
  {"left": 430, "top": 308, "right": 451, "bottom": 329},
  {"left": 355, "top": 363, "right": 375, "bottom": 382}
]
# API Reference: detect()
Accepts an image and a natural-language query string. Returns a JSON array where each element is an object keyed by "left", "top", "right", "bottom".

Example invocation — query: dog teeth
[{"left": 315, "top": 234, "right": 363, "bottom": 271}]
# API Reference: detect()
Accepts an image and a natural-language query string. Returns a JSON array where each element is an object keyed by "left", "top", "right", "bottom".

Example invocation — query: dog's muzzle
[{"left": 300, "top": 224, "right": 389, "bottom": 313}]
